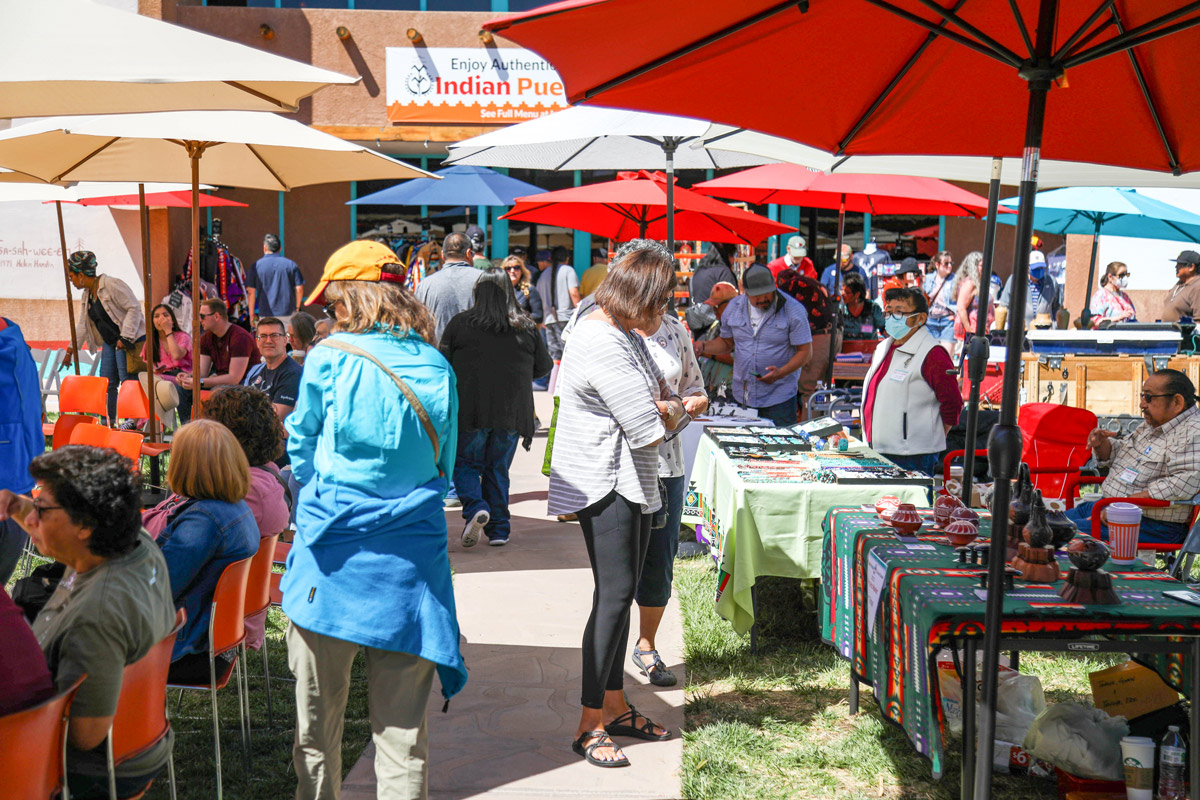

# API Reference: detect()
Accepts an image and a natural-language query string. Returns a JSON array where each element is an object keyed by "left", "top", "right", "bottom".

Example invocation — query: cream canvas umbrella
[
  {"left": 0, "top": 0, "right": 356, "bottom": 117},
  {"left": 0, "top": 110, "right": 433, "bottom": 420}
]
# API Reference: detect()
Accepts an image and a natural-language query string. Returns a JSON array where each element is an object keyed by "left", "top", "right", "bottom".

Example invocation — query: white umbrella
[
  {"left": 0, "top": 110, "right": 434, "bottom": 419},
  {"left": 0, "top": 0, "right": 356, "bottom": 117},
  {"left": 446, "top": 105, "right": 775, "bottom": 249}
]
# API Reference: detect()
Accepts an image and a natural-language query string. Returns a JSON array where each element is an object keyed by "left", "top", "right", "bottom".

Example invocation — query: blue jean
[
  {"left": 755, "top": 394, "right": 799, "bottom": 428},
  {"left": 636, "top": 474, "right": 686, "bottom": 607},
  {"left": 926, "top": 315, "right": 955, "bottom": 341},
  {"left": 1064, "top": 500, "right": 1189, "bottom": 544},
  {"left": 100, "top": 341, "right": 129, "bottom": 424},
  {"left": 453, "top": 428, "right": 520, "bottom": 541}
]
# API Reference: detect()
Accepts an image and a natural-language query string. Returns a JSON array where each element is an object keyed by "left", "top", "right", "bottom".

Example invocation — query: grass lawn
[{"left": 675, "top": 559, "right": 1125, "bottom": 800}]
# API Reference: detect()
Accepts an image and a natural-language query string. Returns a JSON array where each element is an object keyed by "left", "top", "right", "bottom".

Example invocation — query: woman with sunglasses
[
  {"left": 501, "top": 255, "right": 544, "bottom": 323},
  {"left": 1088, "top": 261, "right": 1137, "bottom": 328}
]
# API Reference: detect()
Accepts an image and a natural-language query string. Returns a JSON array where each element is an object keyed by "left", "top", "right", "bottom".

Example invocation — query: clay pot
[
  {"left": 1045, "top": 507, "right": 1078, "bottom": 550},
  {"left": 889, "top": 503, "right": 924, "bottom": 536},
  {"left": 1066, "top": 537, "right": 1110, "bottom": 571},
  {"left": 875, "top": 495, "right": 900, "bottom": 518},
  {"left": 945, "top": 519, "right": 979, "bottom": 547},
  {"left": 934, "top": 494, "right": 965, "bottom": 528},
  {"left": 1024, "top": 490, "right": 1053, "bottom": 548},
  {"left": 951, "top": 506, "right": 980, "bottom": 527}
]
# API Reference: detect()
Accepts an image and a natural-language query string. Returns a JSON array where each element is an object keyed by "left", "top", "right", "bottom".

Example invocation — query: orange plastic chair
[
  {"left": 107, "top": 608, "right": 185, "bottom": 800},
  {"left": 0, "top": 674, "right": 86, "bottom": 800},
  {"left": 107, "top": 429, "right": 146, "bottom": 465},
  {"left": 60, "top": 374, "right": 109, "bottom": 416},
  {"left": 241, "top": 532, "right": 282, "bottom": 730},
  {"left": 115, "top": 380, "right": 150, "bottom": 420},
  {"left": 51, "top": 413, "right": 98, "bottom": 450},
  {"left": 167, "top": 556, "right": 253, "bottom": 800},
  {"left": 70, "top": 422, "right": 112, "bottom": 448}
]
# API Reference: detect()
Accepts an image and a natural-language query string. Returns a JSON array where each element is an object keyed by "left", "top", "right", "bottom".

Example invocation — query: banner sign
[{"left": 386, "top": 47, "right": 568, "bottom": 124}]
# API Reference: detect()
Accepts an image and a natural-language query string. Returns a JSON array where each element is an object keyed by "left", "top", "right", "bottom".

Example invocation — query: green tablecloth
[
  {"left": 688, "top": 437, "right": 929, "bottom": 635},
  {"left": 821, "top": 507, "right": 1200, "bottom": 776}
]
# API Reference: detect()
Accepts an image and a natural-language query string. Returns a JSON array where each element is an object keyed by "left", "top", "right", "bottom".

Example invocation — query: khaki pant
[{"left": 287, "top": 622, "right": 436, "bottom": 800}]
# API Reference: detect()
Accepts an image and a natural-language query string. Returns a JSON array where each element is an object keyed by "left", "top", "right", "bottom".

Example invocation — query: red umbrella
[
  {"left": 485, "top": 3, "right": 1200, "bottom": 798},
  {"left": 71, "top": 190, "right": 248, "bottom": 208},
  {"left": 500, "top": 170, "right": 792, "bottom": 245}
]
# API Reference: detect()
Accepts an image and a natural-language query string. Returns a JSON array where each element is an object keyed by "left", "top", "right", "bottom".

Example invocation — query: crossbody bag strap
[{"left": 317, "top": 338, "right": 441, "bottom": 464}]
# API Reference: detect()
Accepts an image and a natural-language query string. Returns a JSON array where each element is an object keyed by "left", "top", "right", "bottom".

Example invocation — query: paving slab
[{"left": 341, "top": 390, "right": 684, "bottom": 800}]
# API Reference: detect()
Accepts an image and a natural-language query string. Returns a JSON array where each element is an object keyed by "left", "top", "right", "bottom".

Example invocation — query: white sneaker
[
  {"left": 461, "top": 510, "right": 489, "bottom": 548},
  {"left": 488, "top": 537, "right": 508, "bottom": 547}
]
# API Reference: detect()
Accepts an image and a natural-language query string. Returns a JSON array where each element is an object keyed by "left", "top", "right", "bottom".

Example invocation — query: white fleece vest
[{"left": 861, "top": 326, "right": 946, "bottom": 456}]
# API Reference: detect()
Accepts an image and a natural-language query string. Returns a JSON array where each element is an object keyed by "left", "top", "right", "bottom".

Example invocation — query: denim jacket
[{"left": 157, "top": 498, "right": 258, "bottom": 659}]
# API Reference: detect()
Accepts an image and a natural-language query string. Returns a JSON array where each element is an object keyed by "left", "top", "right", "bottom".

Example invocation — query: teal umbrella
[{"left": 997, "top": 187, "right": 1200, "bottom": 327}]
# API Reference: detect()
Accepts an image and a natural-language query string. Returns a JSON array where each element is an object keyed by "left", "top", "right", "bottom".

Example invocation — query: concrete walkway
[{"left": 341, "top": 392, "right": 685, "bottom": 800}]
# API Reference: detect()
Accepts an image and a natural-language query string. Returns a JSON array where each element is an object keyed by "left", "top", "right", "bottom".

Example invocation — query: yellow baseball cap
[{"left": 305, "top": 240, "right": 408, "bottom": 306}]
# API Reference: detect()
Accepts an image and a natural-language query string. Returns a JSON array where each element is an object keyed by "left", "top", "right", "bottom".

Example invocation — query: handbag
[{"left": 316, "top": 338, "right": 442, "bottom": 473}]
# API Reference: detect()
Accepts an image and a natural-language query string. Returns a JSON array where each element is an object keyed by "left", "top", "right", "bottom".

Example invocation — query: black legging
[{"left": 577, "top": 490, "right": 652, "bottom": 709}]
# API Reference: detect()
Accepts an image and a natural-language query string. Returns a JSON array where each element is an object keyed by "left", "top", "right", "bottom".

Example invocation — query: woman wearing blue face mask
[
  {"left": 995, "top": 250, "right": 1061, "bottom": 331},
  {"left": 860, "top": 288, "right": 965, "bottom": 478},
  {"left": 1088, "top": 262, "right": 1137, "bottom": 327}
]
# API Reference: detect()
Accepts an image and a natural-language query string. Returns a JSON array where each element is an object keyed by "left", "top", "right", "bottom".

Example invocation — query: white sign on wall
[{"left": 386, "top": 47, "right": 568, "bottom": 124}]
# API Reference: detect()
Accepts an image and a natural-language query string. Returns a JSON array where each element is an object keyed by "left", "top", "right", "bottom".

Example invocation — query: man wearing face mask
[
  {"left": 861, "top": 288, "right": 963, "bottom": 476},
  {"left": 693, "top": 264, "right": 813, "bottom": 427},
  {"left": 995, "top": 250, "right": 1060, "bottom": 330},
  {"left": 1161, "top": 250, "right": 1200, "bottom": 323}
]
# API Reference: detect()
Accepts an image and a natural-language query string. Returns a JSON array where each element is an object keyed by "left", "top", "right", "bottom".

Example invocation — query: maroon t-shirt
[
  {"left": 200, "top": 323, "right": 261, "bottom": 378},
  {"left": 0, "top": 587, "right": 54, "bottom": 716}
]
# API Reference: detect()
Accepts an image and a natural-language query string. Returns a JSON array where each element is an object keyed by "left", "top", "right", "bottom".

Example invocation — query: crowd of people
[{"left": 5, "top": 225, "right": 1200, "bottom": 798}]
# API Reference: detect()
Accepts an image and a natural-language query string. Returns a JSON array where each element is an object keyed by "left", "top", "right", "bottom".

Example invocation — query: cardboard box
[{"left": 1089, "top": 660, "right": 1179, "bottom": 720}]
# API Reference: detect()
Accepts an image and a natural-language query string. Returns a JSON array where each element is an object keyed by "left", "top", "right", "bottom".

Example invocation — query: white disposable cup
[
  {"left": 1106, "top": 502, "right": 1142, "bottom": 566},
  {"left": 1120, "top": 736, "right": 1155, "bottom": 799}
]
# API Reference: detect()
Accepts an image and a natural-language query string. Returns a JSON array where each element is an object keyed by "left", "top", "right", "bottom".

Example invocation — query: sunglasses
[
  {"left": 505, "top": 266, "right": 523, "bottom": 273},
  {"left": 1141, "top": 392, "right": 1177, "bottom": 402},
  {"left": 198, "top": 312, "right": 214, "bottom": 320}
]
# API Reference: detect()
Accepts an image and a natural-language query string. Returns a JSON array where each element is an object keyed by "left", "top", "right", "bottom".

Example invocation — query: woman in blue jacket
[
  {"left": 283, "top": 241, "right": 466, "bottom": 800},
  {"left": 156, "top": 419, "right": 258, "bottom": 682}
]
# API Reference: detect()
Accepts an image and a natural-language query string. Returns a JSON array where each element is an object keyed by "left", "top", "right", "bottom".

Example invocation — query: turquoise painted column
[
  {"left": 277, "top": 192, "right": 285, "bottom": 256},
  {"left": 492, "top": 167, "right": 509, "bottom": 260},
  {"left": 420, "top": 157, "right": 429, "bottom": 223},
  {"left": 206, "top": 207, "right": 212, "bottom": 237},
  {"left": 767, "top": 203, "right": 780, "bottom": 260},
  {"left": 780, "top": 206, "right": 801, "bottom": 255},
  {"left": 863, "top": 213, "right": 872, "bottom": 246},
  {"left": 938, "top": 216, "right": 946, "bottom": 251},
  {"left": 572, "top": 171, "right": 589, "bottom": 276},
  {"left": 349, "top": 181, "right": 357, "bottom": 239}
]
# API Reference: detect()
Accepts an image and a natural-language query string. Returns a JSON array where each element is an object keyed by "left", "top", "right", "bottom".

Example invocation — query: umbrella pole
[
  {"left": 663, "top": 138, "right": 679, "bottom": 253},
  {"left": 139, "top": 185, "right": 158, "bottom": 443},
  {"left": 975, "top": 2, "right": 1057, "bottom": 795},
  {"left": 188, "top": 143, "right": 205, "bottom": 420},
  {"left": 56, "top": 201, "right": 81, "bottom": 376},
  {"left": 960, "top": 157, "right": 1002, "bottom": 505},
  {"left": 1079, "top": 218, "right": 1102, "bottom": 329},
  {"left": 833, "top": 193, "right": 846, "bottom": 298}
]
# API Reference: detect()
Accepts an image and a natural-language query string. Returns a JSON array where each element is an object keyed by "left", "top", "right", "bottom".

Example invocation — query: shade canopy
[
  {"left": 0, "top": 180, "right": 216, "bottom": 203},
  {"left": 446, "top": 105, "right": 772, "bottom": 171},
  {"left": 500, "top": 170, "right": 792, "bottom": 244},
  {"left": 996, "top": 187, "right": 1200, "bottom": 242},
  {"left": 0, "top": 111, "right": 433, "bottom": 189},
  {"left": 348, "top": 164, "right": 542, "bottom": 207},
  {"left": 72, "top": 190, "right": 247, "bottom": 209},
  {"left": 693, "top": 164, "right": 1002, "bottom": 218},
  {"left": 0, "top": 0, "right": 356, "bottom": 117}
]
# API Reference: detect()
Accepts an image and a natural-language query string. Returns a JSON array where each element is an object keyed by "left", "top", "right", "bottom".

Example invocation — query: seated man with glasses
[
  {"left": 243, "top": 316, "right": 302, "bottom": 468},
  {"left": 178, "top": 298, "right": 261, "bottom": 394},
  {"left": 1065, "top": 369, "right": 1200, "bottom": 543}
]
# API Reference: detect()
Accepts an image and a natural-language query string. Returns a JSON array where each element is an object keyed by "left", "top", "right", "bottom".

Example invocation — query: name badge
[
  {"left": 888, "top": 369, "right": 909, "bottom": 382},
  {"left": 1119, "top": 466, "right": 1140, "bottom": 484},
  {"left": 861, "top": 324, "right": 873, "bottom": 334}
]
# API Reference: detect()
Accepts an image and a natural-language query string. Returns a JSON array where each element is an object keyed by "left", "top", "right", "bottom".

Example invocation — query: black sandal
[
  {"left": 605, "top": 704, "right": 673, "bottom": 741},
  {"left": 572, "top": 729, "right": 630, "bottom": 768},
  {"left": 631, "top": 647, "right": 678, "bottom": 687}
]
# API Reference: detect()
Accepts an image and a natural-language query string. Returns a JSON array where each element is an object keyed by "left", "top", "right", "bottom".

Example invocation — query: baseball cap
[
  {"left": 1172, "top": 250, "right": 1200, "bottom": 266},
  {"left": 536, "top": 249, "right": 552, "bottom": 263},
  {"left": 704, "top": 282, "right": 739, "bottom": 307},
  {"left": 895, "top": 257, "right": 921, "bottom": 275},
  {"left": 1029, "top": 250, "right": 1047, "bottom": 266},
  {"left": 786, "top": 235, "right": 807, "bottom": 259},
  {"left": 305, "top": 240, "right": 407, "bottom": 306},
  {"left": 465, "top": 224, "right": 486, "bottom": 251},
  {"left": 742, "top": 264, "right": 776, "bottom": 297}
]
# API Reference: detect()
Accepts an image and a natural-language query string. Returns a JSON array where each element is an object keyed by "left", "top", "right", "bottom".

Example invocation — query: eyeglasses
[
  {"left": 31, "top": 501, "right": 64, "bottom": 520},
  {"left": 884, "top": 311, "right": 920, "bottom": 322},
  {"left": 1141, "top": 392, "right": 1178, "bottom": 402},
  {"left": 324, "top": 302, "right": 338, "bottom": 318},
  {"left": 256, "top": 332, "right": 286, "bottom": 341}
]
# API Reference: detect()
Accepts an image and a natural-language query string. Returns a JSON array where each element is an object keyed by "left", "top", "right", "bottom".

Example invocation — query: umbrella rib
[
  {"left": 553, "top": 138, "right": 602, "bottom": 171},
  {"left": 51, "top": 137, "right": 122, "bottom": 183},
  {"left": 838, "top": 0, "right": 971, "bottom": 153},
  {"left": 910, "top": 0, "right": 1024, "bottom": 64},
  {"left": 1052, "top": 0, "right": 1115, "bottom": 61},
  {"left": 245, "top": 144, "right": 291, "bottom": 192},
  {"left": 1006, "top": 0, "right": 1036, "bottom": 57},
  {"left": 861, "top": 0, "right": 1022, "bottom": 68},
  {"left": 582, "top": 0, "right": 804, "bottom": 101},
  {"left": 445, "top": 144, "right": 493, "bottom": 165},
  {"left": 1108, "top": 7, "right": 1182, "bottom": 175},
  {"left": 1064, "top": 2, "right": 1200, "bottom": 69},
  {"left": 223, "top": 81, "right": 296, "bottom": 113}
]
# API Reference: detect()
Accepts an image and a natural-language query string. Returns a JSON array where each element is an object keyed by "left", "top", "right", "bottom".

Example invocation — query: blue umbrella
[
  {"left": 997, "top": 187, "right": 1200, "bottom": 327},
  {"left": 347, "top": 164, "right": 545, "bottom": 207}
]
